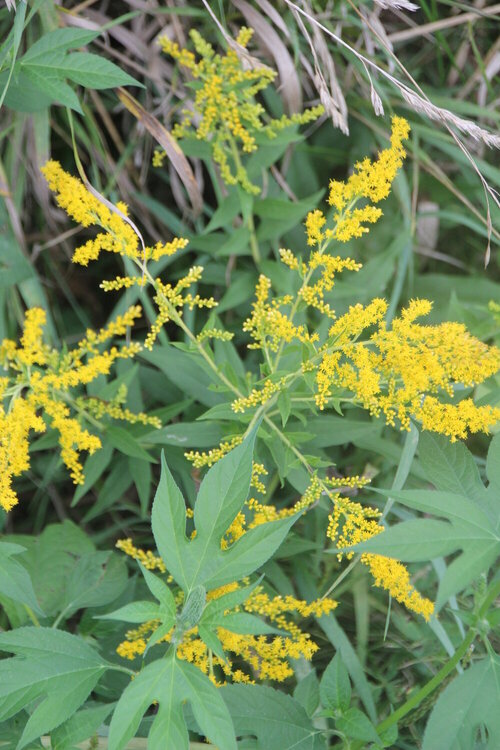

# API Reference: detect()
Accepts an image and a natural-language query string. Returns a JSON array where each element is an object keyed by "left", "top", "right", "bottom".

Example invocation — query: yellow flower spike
[
  {"left": 0, "top": 306, "right": 153, "bottom": 509},
  {"left": 158, "top": 28, "right": 323, "bottom": 194}
]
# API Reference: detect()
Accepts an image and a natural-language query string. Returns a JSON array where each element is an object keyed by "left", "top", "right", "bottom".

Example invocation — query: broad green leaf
[
  {"left": 0, "top": 542, "right": 43, "bottom": 615},
  {"left": 423, "top": 656, "right": 500, "bottom": 750},
  {"left": 152, "top": 437, "right": 300, "bottom": 594},
  {"left": 214, "top": 612, "right": 284, "bottom": 635},
  {"left": 294, "top": 671, "right": 320, "bottom": 718},
  {"left": 0, "top": 628, "right": 110, "bottom": 750},
  {"left": 353, "top": 519, "right": 459, "bottom": 560},
  {"left": 204, "top": 190, "right": 240, "bottom": 233},
  {"left": 4, "top": 521, "right": 94, "bottom": 618},
  {"left": 72, "top": 443, "right": 114, "bottom": 506},
  {"left": 419, "top": 432, "right": 484, "bottom": 501},
  {"left": 143, "top": 420, "right": 226, "bottom": 448},
  {"left": 336, "top": 708, "right": 380, "bottom": 744},
  {"left": 141, "top": 345, "right": 227, "bottom": 407},
  {"left": 320, "top": 653, "right": 351, "bottom": 713},
  {"left": 21, "top": 28, "right": 99, "bottom": 63},
  {"left": 60, "top": 551, "right": 128, "bottom": 618},
  {"left": 108, "top": 651, "right": 236, "bottom": 750},
  {"left": 20, "top": 67, "right": 82, "bottom": 112},
  {"left": 50, "top": 703, "right": 114, "bottom": 750},
  {"left": 221, "top": 684, "right": 326, "bottom": 749},
  {"left": 486, "top": 432, "right": 500, "bottom": 489},
  {"left": 63, "top": 53, "right": 142, "bottom": 90}
]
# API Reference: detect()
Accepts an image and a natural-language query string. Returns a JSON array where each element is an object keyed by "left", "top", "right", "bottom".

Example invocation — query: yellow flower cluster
[
  {"left": 158, "top": 28, "right": 323, "bottom": 194},
  {"left": 42, "top": 161, "right": 188, "bottom": 269},
  {"left": 0, "top": 306, "right": 152, "bottom": 511},
  {"left": 316, "top": 298, "right": 500, "bottom": 440},
  {"left": 302, "top": 117, "right": 409, "bottom": 246},
  {"left": 243, "top": 274, "right": 320, "bottom": 352},
  {"left": 326, "top": 494, "right": 434, "bottom": 619},
  {"left": 116, "top": 538, "right": 167, "bottom": 573},
  {"left": 115, "top": 562, "right": 337, "bottom": 683},
  {"left": 145, "top": 268, "right": 217, "bottom": 350}
]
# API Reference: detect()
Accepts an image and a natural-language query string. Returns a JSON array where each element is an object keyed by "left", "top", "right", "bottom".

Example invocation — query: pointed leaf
[{"left": 108, "top": 652, "right": 236, "bottom": 750}]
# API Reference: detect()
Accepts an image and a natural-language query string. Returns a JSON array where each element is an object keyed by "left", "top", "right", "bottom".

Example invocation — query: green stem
[
  {"left": 351, "top": 578, "right": 500, "bottom": 746},
  {"left": 226, "top": 131, "right": 261, "bottom": 265}
]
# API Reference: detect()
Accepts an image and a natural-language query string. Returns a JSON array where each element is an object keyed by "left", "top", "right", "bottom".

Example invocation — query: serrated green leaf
[
  {"left": 363, "top": 487, "right": 500, "bottom": 609},
  {"left": 0, "top": 543, "right": 43, "bottom": 615},
  {"left": 294, "top": 671, "right": 320, "bottom": 718},
  {"left": 50, "top": 703, "right": 114, "bottom": 750},
  {"left": 422, "top": 656, "right": 500, "bottom": 750},
  {"left": 153, "top": 438, "right": 300, "bottom": 594},
  {"left": 63, "top": 52, "right": 142, "bottom": 90},
  {"left": 0, "top": 628, "right": 110, "bottom": 750},
  {"left": 60, "top": 552, "right": 128, "bottom": 619},
  {"left": 20, "top": 67, "right": 82, "bottom": 112},
  {"left": 108, "top": 651, "right": 236, "bottom": 750},
  {"left": 21, "top": 28, "right": 99, "bottom": 63},
  {"left": 336, "top": 707, "right": 380, "bottom": 744},
  {"left": 486, "top": 432, "right": 500, "bottom": 489},
  {"left": 320, "top": 653, "right": 351, "bottom": 713},
  {"left": 419, "top": 432, "right": 484, "bottom": 501},
  {"left": 221, "top": 684, "right": 326, "bottom": 749}
]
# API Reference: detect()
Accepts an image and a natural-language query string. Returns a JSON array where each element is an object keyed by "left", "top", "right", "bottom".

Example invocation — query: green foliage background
[{"left": 0, "top": 0, "right": 499, "bottom": 748}]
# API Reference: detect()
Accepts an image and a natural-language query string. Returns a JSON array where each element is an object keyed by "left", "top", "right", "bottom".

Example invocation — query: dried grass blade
[{"left": 117, "top": 87, "right": 203, "bottom": 217}]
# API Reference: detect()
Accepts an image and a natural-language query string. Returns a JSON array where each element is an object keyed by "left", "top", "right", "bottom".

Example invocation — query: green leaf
[
  {"left": 336, "top": 707, "right": 380, "bottom": 744},
  {"left": 108, "top": 651, "right": 236, "bottom": 750},
  {"left": 139, "top": 563, "right": 176, "bottom": 617},
  {"left": 294, "top": 671, "right": 320, "bottom": 718},
  {"left": 63, "top": 52, "right": 142, "bottom": 90},
  {"left": 21, "top": 29, "right": 99, "bottom": 63},
  {"left": 215, "top": 612, "right": 285, "bottom": 635},
  {"left": 50, "top": 703, "right": 114, "bottom": 750},
  {"left": 153, "top": 438, "right": 300, "bottom": 594},
  {"left": 20, "top": 67, "right": 82, "bottom": 112},
  {"left": 419, "top": 432, "right": 485, "bottom": 501},
  {"left": 361, "top": 489, "right": 500, "bottom": 609},
  {"left": 151, "top": 454, "right": 191, "bottom": 592},
  {"left": 422, "top": 656, "right": 500, "bottom": 750},
  {"left": 192, "top": 430, "right": 255, "bottom": 557},
  {"left": 98, "top": 600, "right": 161, "bottom": 623},
  {"left": 353, "top": 518, "right": 459, "bottom": 560},
  {"left": 106, "top": 425, "right": 157, "bottom": 463},
  {"left": 60, "top": 551, "right": 128, "bottom": 618},
  {"left": 486, "top": 432, "right": 500, "bottom": 489},
  {"left": 320, "top": 653, "right": 351, "bottom": 713},
  {"left": 204, "top": 190, "right": 240, "bottom": 233},
  {"left": 0, "top": 542, "right": 43, "bottom": 615},
  {"left": 3, "top": 521, "right": 94, "bottom": 619},
  {"left": 0, "top": 628, "right": 110, "bottom": 749},
  {"left": 221, "top": 684, "right": 326, "bottom": 749}
]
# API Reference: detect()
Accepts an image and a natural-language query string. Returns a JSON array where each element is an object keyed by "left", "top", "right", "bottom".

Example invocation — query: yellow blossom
[
  {"left": 158, "top": 28, "right": 323, "bottom": 194},
  {"left": 0, "top": 306, "right": 153, "bottom": 509}
]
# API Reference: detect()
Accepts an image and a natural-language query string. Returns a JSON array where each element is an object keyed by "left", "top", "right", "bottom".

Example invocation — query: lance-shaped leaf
[
  {"left": 108, "top": 650, "right": 236, "bottom": 750},
  {"left": 355, "top": 488, "right": 500, "bottom": 609},
  {"left": 152, "top": 431, "right": 302, "bottom": 594},
  {"left": 0, "top": 628, "right": 111, "bottom": 750}
]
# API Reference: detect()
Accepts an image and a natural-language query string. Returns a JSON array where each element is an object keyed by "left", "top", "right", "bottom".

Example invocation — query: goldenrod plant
[{"left": 1, "top": 7, "right": 500, "bottom": 750}]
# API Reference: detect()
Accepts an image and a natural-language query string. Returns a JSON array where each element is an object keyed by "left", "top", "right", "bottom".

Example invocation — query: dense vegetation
[{"left": 1, "top": 1, "right": 500, "bottom": 748}]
